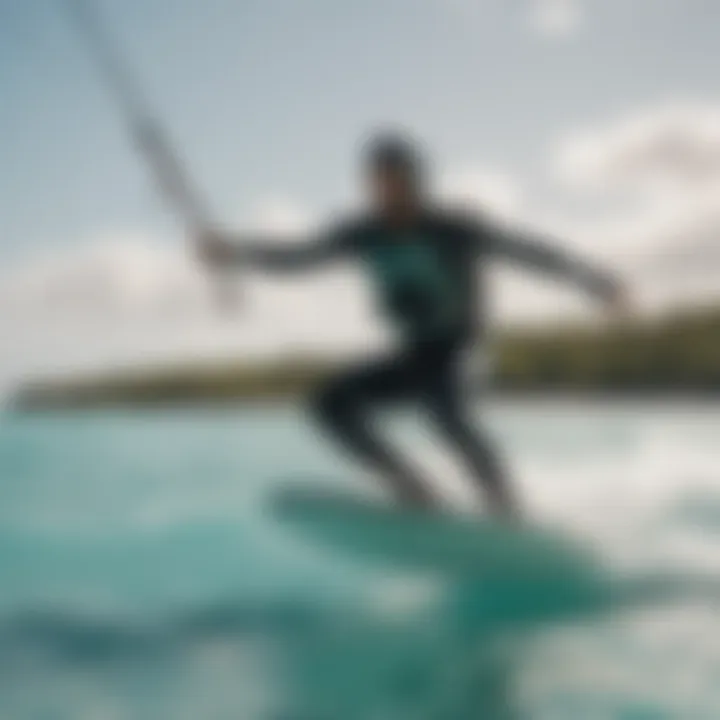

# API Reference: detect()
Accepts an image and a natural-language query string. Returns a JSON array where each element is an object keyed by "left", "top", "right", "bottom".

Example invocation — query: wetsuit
[{"left": 240, "top": 207, "right": 616, "bottom": 513}]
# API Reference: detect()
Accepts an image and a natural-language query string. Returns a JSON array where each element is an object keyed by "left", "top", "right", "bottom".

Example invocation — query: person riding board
[{"left": 199, "top": 131, "right": 626, "bottom": 519}]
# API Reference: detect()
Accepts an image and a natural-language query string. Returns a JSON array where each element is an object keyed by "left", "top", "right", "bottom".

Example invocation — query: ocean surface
[{"left": 1, "top": 400, "right": 720, "bottom": 719}]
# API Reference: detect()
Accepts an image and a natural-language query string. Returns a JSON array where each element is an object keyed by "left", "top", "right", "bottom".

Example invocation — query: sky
[{"left": 1, "top": 0, "right": 719, "bottom": 387}]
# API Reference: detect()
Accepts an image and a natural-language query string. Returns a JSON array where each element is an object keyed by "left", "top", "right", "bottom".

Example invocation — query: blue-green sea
[{"left": 1, "top": 401, "right": 720, "bottom": 719}]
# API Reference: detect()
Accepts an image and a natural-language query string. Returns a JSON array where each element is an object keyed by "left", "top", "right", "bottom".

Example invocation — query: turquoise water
[{"left": 1, "top": 402, "right": 720, "bottom": 719}]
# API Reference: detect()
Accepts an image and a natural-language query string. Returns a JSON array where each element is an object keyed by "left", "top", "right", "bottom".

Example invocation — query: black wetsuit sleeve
[
  {"left": 478, "top": 218, "right": 618, "bottom": 301},
  {"left": 234, "top": 221, "right": 354, "bottom": 272}
]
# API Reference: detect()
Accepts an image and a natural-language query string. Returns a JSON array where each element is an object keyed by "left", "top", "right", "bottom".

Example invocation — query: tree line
[{"left": 13, "top": 305, "right": 720, "bottom": 409}]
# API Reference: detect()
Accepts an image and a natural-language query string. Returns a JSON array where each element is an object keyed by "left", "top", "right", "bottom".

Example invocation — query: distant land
[{"left": 12, "top": 305, "right": 720, "bottom": 410}]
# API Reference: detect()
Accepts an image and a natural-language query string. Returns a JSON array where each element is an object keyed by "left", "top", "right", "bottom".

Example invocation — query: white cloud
[
  {"left": 1, "top": 235, "right": 203, "bottom": 323},
  {"left": 531, "top": 0, "right": 582, "bottom": 39},
  {"left": 557, "top": 104, "right": 720, "bottom": 192},
  {"left": 0, "top": 199, "right": 384, "bottom": 394},
  {"left": 439, "top": 0, "right": 582, "bottom": 39},
  {"left": 551, "top": 102, "right": 720, "bottom": 307},
  {"left": 247, "top": 197, "right": 316, "bottom": 235},
  {"left": 439, "top": 169, "right": 524, "bottom": 222}
]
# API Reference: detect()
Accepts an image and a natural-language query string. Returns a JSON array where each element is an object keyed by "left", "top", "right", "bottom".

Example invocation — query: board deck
[{"left": 271, "top": 485, "right": 598, "bottom": 582}]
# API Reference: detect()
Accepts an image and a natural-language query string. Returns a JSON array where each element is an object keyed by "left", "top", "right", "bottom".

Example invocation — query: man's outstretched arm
[
  {"left": 197, "top": 225, "right": 349, "bottom": 273},
  {"left": 482, "top": 219, "right": 623, "bottom": 303}
]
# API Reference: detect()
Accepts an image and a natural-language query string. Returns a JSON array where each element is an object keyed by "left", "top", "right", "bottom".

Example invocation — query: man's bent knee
[{"left": 309, "top": 382, "right": 359, "bottom": 429}]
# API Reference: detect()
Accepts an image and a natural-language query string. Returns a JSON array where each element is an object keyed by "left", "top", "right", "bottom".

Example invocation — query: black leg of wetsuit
[
  {"left": 420, "top": 343, "right": 519, "bottom": 518},
  {"left": 310, "top": 354, "right": 437, "bottom": 510}
]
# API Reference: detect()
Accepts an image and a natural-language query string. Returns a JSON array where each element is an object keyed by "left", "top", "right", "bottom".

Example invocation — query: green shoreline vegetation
[{"left": 12, "top": 305, "right": 720, "bottom": 410}]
